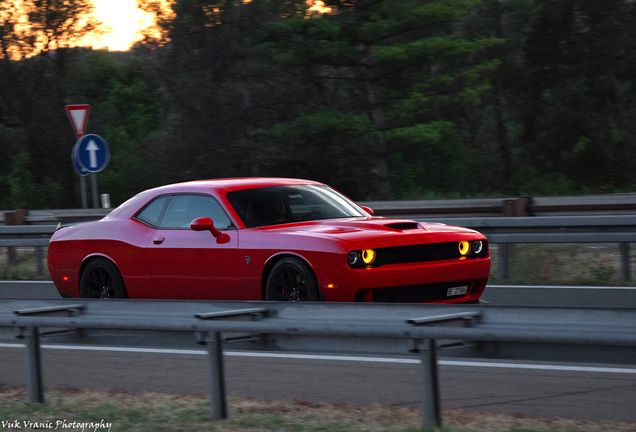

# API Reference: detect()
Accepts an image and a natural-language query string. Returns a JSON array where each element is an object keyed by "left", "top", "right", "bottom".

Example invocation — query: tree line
[{"left": 1, "top": 0, "right": 636, "bottom": 209}]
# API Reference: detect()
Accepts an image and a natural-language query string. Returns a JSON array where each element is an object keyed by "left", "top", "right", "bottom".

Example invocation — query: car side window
[
  {"left": 159, "top": 194, "right": 232, "bottom": 229},
  {"left": 135, "top": 196, "right": 169, "bottom": 227}
]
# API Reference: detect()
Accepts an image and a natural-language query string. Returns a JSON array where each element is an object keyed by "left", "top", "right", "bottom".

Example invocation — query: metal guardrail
[
  {"left": 423, "top": 215, "right": 636, "bottom": 243},
  {"left": 0, "top": 226, "right": 57, "bottom": 275},
  {"left": 1, "top": 299, "right": 636, "bottom": 427},
  {"left": 0, "top": 209, "right": 111, "bottom": 225},
  {"left": 421, "top": 215, "right": 636, "bottom": 281},
  {"left": 3, "top": 192, "right": 636, "bottom": 226},
  {"left": 4, "top": 215, "right": 635, "bottom": 245},
  {"left": 361, "top": 193, "right": 636, "bottom": 217},
  {"left": 0, "top": 225, "right": 57, "bottom": 247},
  {"left": 3, "top": 215, "right": 636, "bottom": 281}
]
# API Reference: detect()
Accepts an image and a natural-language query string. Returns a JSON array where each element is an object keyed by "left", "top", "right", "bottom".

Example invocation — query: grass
[
  {"left": 487, "top": 243, "right": 636, "bottom": 286},
  {"left": 0, "top": 388, "right": 634, "bottom": 432},
  {"left": 0, "top": 247, "right": 50, "bottom": 280}
]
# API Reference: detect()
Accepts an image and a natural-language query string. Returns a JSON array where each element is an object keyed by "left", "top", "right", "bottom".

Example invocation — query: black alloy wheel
[
  {"left": 265, "top": 258, "right": 320, "bottom": 301},
  {"left": 79, "top": 258, "right": 128, "bottom": 299}
]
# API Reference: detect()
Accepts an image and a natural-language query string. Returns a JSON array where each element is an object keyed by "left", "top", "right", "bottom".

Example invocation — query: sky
[
  {"left": 90, "top": 0, "right": 332, "bottom": 51},
  {"left": 0, "top": 1, "right": 332, "bottom": 56},
  {"left": 91, "top": 0, "right": 157, "bottom": 51}
]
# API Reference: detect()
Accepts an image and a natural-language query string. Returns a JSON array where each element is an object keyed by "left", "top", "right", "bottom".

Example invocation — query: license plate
[{"left": 446, "top": 285, "right": 468, "bottom": 297}]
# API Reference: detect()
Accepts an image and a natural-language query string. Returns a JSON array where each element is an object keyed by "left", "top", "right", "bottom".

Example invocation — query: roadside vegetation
[
  {"left": 487, "top": 243, "right": 635, "bottom": 286},
  {"left": 0, "top": 248, "right": 46, "bottom": 281},
  {"left": 3, "top": 1, "right": 636, "bottom": 209},
  {"left": 0, "top": 388, "right": 634, "bottom": 432}
]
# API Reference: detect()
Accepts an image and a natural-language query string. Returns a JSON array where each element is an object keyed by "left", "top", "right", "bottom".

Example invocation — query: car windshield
[{"left": 227, "top": 185, "right": 367, "bottom": 228}]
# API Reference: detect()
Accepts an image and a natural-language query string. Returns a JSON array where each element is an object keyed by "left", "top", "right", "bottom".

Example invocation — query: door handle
[{"left": 153, "top": 237, "right": 165, "bottom": 244}]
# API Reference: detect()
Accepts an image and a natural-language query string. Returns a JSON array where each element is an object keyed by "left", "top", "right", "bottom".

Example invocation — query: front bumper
[{"left": 320, "top": 257, "right": 491, "bottom": 303}]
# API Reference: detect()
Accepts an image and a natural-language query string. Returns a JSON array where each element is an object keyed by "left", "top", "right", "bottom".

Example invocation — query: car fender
[
  {"left": 260, "top": 251, "right": 324, "bottom": 300},
  {"left": 78, "top": 252, "right": 153, "bottom": 299},
  {"left": 78, "top": 253, "right": 120, "bottom": 281}
]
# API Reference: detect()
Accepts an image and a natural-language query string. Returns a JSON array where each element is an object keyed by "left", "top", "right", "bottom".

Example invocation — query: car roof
[
  {"left": 104, "top": 178, "right": 327, "bottom": 221},
  {"left": 150, "top": 178, "right": 324, "bottom": 194}
]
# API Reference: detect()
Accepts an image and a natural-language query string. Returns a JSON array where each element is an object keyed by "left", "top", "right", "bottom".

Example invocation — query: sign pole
[
  {"left": 90, "top": 173, "right": 99, "bottom": 208},
  {"left": 66, "top": 104, "right": 91, "bottom": 209},
  {"left": 80, "top": 176, "right": 88, "bottom": 209}
]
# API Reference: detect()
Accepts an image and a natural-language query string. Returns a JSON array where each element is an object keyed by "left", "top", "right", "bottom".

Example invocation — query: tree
[
  {"left": 76, "top": 50, "right": 163, "bottom": 206},
  {"left": 0, "top": 1, "right": 107, "bottom": 207},
  {"left": 0, "top": 0, "right": 105, "bottom": 60},
  {"left": 501, "top": 0, "right": 636, "bottom": 194},
  {"left": 135, "top": 0, "right": 312, "bottom": 184},
  {"left": 260, "top": 0, "right": 502, "bottom": 199}
]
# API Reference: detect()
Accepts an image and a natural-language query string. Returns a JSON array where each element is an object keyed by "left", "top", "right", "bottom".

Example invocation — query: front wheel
[
  {"left": 265, "top": 258, "right": 320, "bottom": 301},
  {"left": 79, "top": 258, "right": 128, "bottom": 299}
]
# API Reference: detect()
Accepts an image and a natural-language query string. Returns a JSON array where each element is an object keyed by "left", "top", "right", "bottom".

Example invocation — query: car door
[{"left": 145, "top": 193, "right": 241, "bottom": 300}]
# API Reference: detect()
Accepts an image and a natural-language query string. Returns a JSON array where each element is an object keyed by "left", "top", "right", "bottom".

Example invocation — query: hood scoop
[{"left": 384, "top": 222, "right": 421, "bottom": 231}]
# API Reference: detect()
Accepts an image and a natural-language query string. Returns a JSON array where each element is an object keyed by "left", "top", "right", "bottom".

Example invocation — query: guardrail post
[
  {"left": 419, "top": 339, "right": 441, "bottom": 428},
  {"left": 195, "top": 308, "right": 268, "bottom": 421},
  {"left": 24, "top": 327, "right": 44, "bottom": 403},
  {"left": 503, "top": 197, "right": 532, "bottom": 217},
  {"left": 5, "top": 210, "right": 27, "bottom": 266},
  {"left": 620, "top": 243, "right": 631, "bottom": 281},
  {"left": 408, "top": 312, "right": 479, "bottom": 427},
  {"left": 35, "top": 247, "right": 44, "bottom": 276},
  {"left": 205, "top": 332, "right": 228, "bottom": 421},
  {"left": 499, "top": 244, "right": 510, "bottom": 282}
]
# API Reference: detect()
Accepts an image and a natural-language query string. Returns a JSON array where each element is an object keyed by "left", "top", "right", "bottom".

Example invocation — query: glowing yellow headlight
[
  {"left": 361, "top": 249, "right": 376, "bottom": 264},
  {"left": 458, "top": 241, "right": 470, "bottom": 256}
]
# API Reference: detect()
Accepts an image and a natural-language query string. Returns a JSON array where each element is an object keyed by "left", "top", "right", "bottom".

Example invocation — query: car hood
[{"left": 258, "top": 217, "right": 482, "bottom": 244}]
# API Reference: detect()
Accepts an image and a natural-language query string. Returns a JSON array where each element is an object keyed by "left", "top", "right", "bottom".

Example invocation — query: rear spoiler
[{"left": 55, "top": 219, "right": 100, "bottom": 231}]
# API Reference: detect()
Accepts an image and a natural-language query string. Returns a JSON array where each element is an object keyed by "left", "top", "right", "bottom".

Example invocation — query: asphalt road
[
  {"left": 1, "top": 281, "right": 636, "bottom": 423},
  {"left": 1, "top": 344, "right": 635, "bottom": 423}
]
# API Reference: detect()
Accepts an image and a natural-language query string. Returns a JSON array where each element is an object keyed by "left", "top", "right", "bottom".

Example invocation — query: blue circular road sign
[
  {"left": 71, "top": 143, "right": 88, "bottom": 176},
  {"left": 75, "top": 134, "right": 109, "bottom": 173}
]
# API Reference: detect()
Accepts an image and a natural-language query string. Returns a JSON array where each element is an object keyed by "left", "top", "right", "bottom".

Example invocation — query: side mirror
[
  {"left": 190, "top": 217, "right": 230, "bottom": 244},
  {"left": 360, "top": 206, "right": 374, "bottom": 216}
]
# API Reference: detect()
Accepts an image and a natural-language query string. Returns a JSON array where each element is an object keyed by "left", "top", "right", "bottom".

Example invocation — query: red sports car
[{"left": 48, "top": 178, "right": 490, "bottom": 303}]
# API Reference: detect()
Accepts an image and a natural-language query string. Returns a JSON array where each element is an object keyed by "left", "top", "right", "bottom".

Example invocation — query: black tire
[
  {"left": 265, "top": 258, "right": 320, "bottom": 301},
  {"left": 79, "top": 258, "right": 128, "bottom": 299}
]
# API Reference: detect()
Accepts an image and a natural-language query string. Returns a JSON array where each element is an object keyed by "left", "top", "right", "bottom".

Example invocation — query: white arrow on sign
[{"left": 86, "top": 140, "right": 99, "bottom": 168}]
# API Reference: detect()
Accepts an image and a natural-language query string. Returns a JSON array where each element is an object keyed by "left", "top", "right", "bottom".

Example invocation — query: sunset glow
[
  {"left": 1, "top": 0, "right": 332, "bottom": 58},
  {"left": 89, "top": 0, "right": 331, "bottom": 50},
  {"left": 307, "top": 1, "right": 332, "bottom": 14},
  {"left": 91, "top": 0, "right": 162, "bottom": 51}
]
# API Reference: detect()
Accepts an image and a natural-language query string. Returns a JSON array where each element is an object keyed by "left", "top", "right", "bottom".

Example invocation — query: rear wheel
[
  {"left": 79, "top": 258, "right": 128, "bottom": 299},
  {"left": 265, "top": 258, "right": 320, "bottom": 301}
]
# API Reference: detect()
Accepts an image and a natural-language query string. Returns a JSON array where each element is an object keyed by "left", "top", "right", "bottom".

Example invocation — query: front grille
[
  {"left": 348, "top": 240, "right": 488, "bottom": 268},
  {"left": 371, "top": 281, "right": 472, "bottom": 303},
  {"left": 374, "top": 242, "right": 460, "bottom": 266}
]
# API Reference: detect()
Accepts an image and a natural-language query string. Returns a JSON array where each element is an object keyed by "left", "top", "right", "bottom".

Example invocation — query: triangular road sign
[{"left": 65, "top": 104, "right": 90, "bottom": 138}]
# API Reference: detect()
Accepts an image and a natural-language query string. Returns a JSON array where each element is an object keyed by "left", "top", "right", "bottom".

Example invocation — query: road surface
[
  {"left": 1, "top": 281, "right": 636, "bottom": 423},
  {"left": 1, "top": 343, "right": 635, "bottom": 423}
]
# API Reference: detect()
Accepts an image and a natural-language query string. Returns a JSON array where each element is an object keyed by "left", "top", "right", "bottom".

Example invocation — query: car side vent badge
[{"left": 385, "top": 222, "right": 421, "bottom": 230}]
